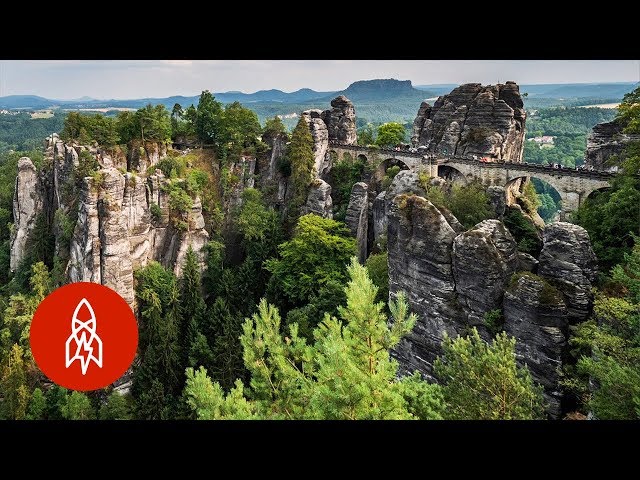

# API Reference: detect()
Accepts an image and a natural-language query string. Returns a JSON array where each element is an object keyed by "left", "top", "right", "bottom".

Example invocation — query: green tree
[
  {"left": 0, "top": 344, "right": 29, "bottom": 419},
  {"left": 618, "top": 86, "right": 640, "bottom": 134},
  {"left": 564, "top": 242, "right": 640, "bottom": 419},
  {"left": 99, "top": 392, "right": 133, "bottom": 420},
  {"left": 287, "top": 117, "right": 315, "bottom": 210},
  {"left": 262, "top": 116, "right": 286, "bottom": 138},
  {"left": 434, "top": 328, "right": 545, "bottom": 419},
  {"left": 447, "top": 182, "right": 493, "bottom": 229},
  {"left": 184, "top": 259, "right": 444, "bottom": 419},
  {"left": 265, "top": 214, "right": 356, "bottom": 313},
  {"left": 376, "top": 122, "right": 406, "bottom": 147},
  {"left": 180, "top": 247, "right": 206, "bottom": 376},
  {"left": 221, "top": 102, "right": 262, "bottom": 148},
  {"left": 61, "top": 391, "right": 96, "bottom": 420},
  {"left": 195, "top": 90, "right": 223, "bottom": 146},
  {"left": 357, "top": 123, "right": 376, "bottom": 146},
  {"left": 45, "top": 386, "right": 68, "bottom": 420},
  {"left": 132, "top": 262, "right": 182, "bottom": 419},
  {"left": 365, "top": 252, "right": 389, "bottom": 306},
  {"left": 26, "top": 387, "right": 46, "bottom": 420}
]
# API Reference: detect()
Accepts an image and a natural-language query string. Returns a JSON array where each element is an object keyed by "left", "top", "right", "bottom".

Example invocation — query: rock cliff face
[
  {"left": 304, "top": 179, "right": 333, "bottom": 218},
  {"left": 10, "top": 157, "right": 42, "bottom": 271},
  {"left": 345, "top": 182, "right": 369, "bottom": 263},
  {"left": 302, "top": 110, "right": 330, "bottom": 178},
  {"left": 302, "top": 95, "right": 358, "bottom": 180},
  {"left": 585, "top": 119, "right": 640, "bottom": 171},
  {"left": 452, "top": 220, "right": 518, "bottom": 326},
  {"left": 321, "top": 95, "right": 357, "bottom": 145},
  {"left": 411, "top": 81, "right": 526, "bottom": 161},
  {"left": 12, "top": 138, "right": 209, "bottom": 309},
  {"left": 386, "top": 172, "right": 597, "bottom": 417},
  {"left": 537, "top": 222, "right": 597, "bottom": 323},
  {"left": 388, "top": 193, "right": 462, "bottom": 379},
  {"left": 504, "top": 272, "right": 568, "bottom": 418}
]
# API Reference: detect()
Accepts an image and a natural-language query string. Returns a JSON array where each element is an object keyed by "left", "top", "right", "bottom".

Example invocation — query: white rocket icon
[{"left": 65, "top": 298, "right": 103, "bottom": 375}]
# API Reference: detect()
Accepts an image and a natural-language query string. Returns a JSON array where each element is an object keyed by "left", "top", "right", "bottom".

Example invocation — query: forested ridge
[{"left": 0, "top": 86, "right": 638, "bottom": 420}]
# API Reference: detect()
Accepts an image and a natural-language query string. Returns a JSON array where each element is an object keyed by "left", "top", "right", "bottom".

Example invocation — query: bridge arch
[
  {"left": 506, "top": 176, "right": 563, "bottom": 223},
  {"left": 585, "top": 185, "right": 611, "bottom": 201},
  {"left": 438, "top": 165, "right": 467, "bottom": 184}
]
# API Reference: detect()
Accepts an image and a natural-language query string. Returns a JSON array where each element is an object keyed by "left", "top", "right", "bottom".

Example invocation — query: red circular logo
[{"left": 30, "top": 282, "right": 138, "bottom": 391}]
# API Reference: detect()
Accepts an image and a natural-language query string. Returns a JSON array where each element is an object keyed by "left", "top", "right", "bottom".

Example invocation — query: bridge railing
[{"left": 328, "top": 141, "right": 619, "bottom": 180}]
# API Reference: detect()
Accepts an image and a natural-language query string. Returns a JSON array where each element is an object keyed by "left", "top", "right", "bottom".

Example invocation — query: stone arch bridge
[{"left": 329, "top": 142, "right": 615, "bottom": 219}]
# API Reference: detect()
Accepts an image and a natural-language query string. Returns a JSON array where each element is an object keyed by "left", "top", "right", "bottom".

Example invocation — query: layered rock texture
[
  {"left": 386, "top": 170, "right": 598, "bottom": 418},
  {"left": 304, "top": 179, "right": 333, "bottom": 218},
  {"left": 411, "top": 81, "right": 526, "bottom": 161},
  {"left": 302, "top": 95, "right": 357, "bottom": 179},
  {"left": 585, "top": 119, "right": 640, "bottom": 171},
  {"left": 504, "top": 272, "right": 568, "bottom": 418},
  {"left": 11, "top": 136, "right": 208, "bottom": 309},
  {"left": 10, "top": 157, "right": 41, "bottom": 271},
  {"left": 345, "top": 182, "right": 369, "bottom": 263}
]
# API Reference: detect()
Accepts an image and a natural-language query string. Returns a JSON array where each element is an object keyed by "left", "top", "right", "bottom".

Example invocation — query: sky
[{"left": 0, "top": 60, "right": 638, "bottom": 100}]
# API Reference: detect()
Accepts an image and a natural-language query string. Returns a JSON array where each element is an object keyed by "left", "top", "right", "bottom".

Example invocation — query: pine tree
[
  {"left": 0, "top": 344, "right": 29, "bottom": 419},
  {"left": 287, "top": 117, "right": 315, "bottom": 213},
  {"left": 133, "top": 262, "right": 182, "bottom": 419},
  {"left": 61, "top": 391, "right": 96, "bottom": 420},
  {"left": 26, "top": 387, "right": 46, "bottom": 420},
  {"left": 184, "top": 258, "right": 445, "bottom": 420},
  {"left": 179, "top": 247, "right": 206, "bottom": 377},
  {"left": 99, "top": 391, "right": 133, "bottom": 420},
  {"left": 434, "top": 328, "right": 545, "bottom": 420}
]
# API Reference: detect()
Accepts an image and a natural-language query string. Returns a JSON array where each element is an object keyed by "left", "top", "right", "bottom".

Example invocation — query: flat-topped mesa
[{"left": 411, "top": 81, "right": 526, "bottom": 161}]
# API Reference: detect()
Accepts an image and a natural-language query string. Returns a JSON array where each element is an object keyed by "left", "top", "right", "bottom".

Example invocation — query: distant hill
[
  {"left": 320, "top": 79, "right": 434, "bottom": 103},
  {"left": 0, "top": 95, "right": 56, "bottom": 109},
  {"left": 520, "top": 82, "right": 637, "bottom": 99}
]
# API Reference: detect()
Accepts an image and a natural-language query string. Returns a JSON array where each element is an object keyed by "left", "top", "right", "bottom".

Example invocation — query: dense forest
[{"left": 0, "top": 86, "right": 638, "bottom": 420}]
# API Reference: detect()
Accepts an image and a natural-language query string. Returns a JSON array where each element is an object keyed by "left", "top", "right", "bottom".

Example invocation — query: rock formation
[
  {"left": 452, "top": 220, "right": 518, "bottom": 326},
  {"left": 537, "top": 222, "right": 598, "bottom": 323},
  {"left": 302, "top": 95, "right": 358, "bottom": 180},
  {"left": 503, "top": 272, "right": 568, "bottom": 418},
  {"left": 388, "top": 193, "right": 462, "bottom": 379},
  {"left": 345, "top": 182, "right": 368, "bottom": 263},
  {"left": 385, "top": 179, "right": 597, "bottom": 417},
  {"left": 302, "top": 110, "right": 330, "bottom": 178},
  {"left": 10, "top": 157, "right": 42, "bottom": 271},
  {"left": 12, "top": 138, "right": 209, "bottom": 309},
  {"left": 321, "top": 95, "right": 357, "bottom": 145},
  {"left": 585, "top": 119, "right": 640, "bottom": 171},
  {"left": 304, "top": 179, "right": 333, "bottom": 218},
  {"left": 411, "top": 82, "right": 526, "bottom": 161}
]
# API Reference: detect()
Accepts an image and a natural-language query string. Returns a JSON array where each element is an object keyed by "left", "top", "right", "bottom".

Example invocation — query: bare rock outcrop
[
  {"left": 304, "top": 179, "right": 333, "bottom": 218},
  {"left": 538, "top": 222, "right": 598, "bottom": 323},
  {"left": 17, "top": 139, "right": 209, "bottom": 309},
  {"left": 321, "top": 95, "right": 357, "bottom": 145},
  {"left": 504, "top": 272, "right": 568, "bottom": 419},
  {"left": 302, "top": 110, "right": 330, "bottom": 178},
  {"left": 452, "top": 220, "right": 518, "bottom": 326},
  {"left": 585, "top": 119, "right": 640, "bottom": 172},
  {"left": 345, "top": 182, "right": 368, "bottom": 263},
  {"left": 411, "top": 82, "right": 526, "bottom": 161},
  {"left": 10, "top": 157, "right": 42, "bottom": 271},
  {"left": 389, "top": 194, "right": 463, "bottom": 379}
]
